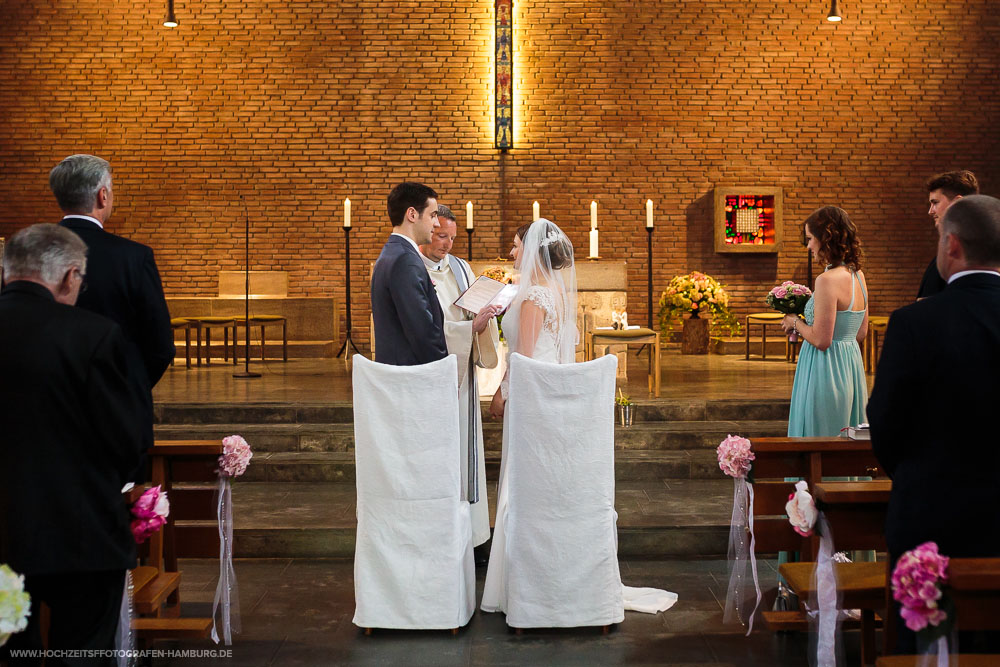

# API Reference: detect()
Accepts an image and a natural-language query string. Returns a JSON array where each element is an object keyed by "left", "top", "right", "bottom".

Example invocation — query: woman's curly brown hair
[{"left": 804, "top": 206, "right": 863, "bottom": 272}]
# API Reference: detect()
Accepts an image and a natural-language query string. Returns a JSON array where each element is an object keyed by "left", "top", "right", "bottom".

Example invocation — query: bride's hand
[
  {"left": 473, "top": 305, "right": 499, "bottom": 335},
  {"left": 489, "top": 388, "right": 505, "bottom": 420}
]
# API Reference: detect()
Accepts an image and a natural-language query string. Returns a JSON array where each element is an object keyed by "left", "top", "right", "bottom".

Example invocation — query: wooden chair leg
[
  {"left": 259, "top": 325, "right": 266, "bottom": 362},
  {"left": 282, "top": 321, "right": 288, "bottom": 361},
  {"left": 204, "top": 328, "right": 212, "bottom": 366},
  {"left": 745, "top": 317, "right": 751, "bottom": 360},
  {"left": 223, "top": 326, "right": 230, "bottom": 363},
  {"left": 363, "top": 627, "right": 373, "bottom": 636},
  {"left": 861, "top": 609, "right": 876, "bottom": 666},
  {"left": 762, "top": 323, "right": 768, "bottom": 359},
  {"left": 184, "top": 326, "right": 191, "bottom": 368}
]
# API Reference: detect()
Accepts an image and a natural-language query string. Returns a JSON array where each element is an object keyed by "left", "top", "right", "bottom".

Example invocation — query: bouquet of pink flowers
[
  {"left": 766, "top": 281, "right": 812, "bottom": 315},
  {"left": 219, "top": 435, "right": 253, "bottom": 478},
  {"left": 717, "top": 434, "right": 754, "bottom": 479},
  {"left": 891, "top": 541, "right": 953, "bottom": 636},
  {"left": 130, "top": 485, "right": 170, "bottom": 544}
]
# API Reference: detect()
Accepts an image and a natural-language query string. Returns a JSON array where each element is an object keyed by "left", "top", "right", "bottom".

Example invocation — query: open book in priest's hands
[{"left": 453, "top": 275, "right": 518, "bottom": 315}]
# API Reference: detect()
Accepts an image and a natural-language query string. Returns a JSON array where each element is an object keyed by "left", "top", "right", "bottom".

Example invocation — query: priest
[{"left": 419, "top": 205, "right": 501, "bottom": 555}]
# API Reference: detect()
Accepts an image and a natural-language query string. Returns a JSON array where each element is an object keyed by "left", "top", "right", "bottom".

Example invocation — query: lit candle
[
  {"left": 590, "top": 200, "right": 598, "bottom": 230},
  {"left": 589, "top": 229, "right": 599, "bottom": 258},
  {"left": 646, "top": 199, "right": 654, "bottom": 229},
  {"left": 344, "top": 198, "right": 351, "bottom": 228},
  {"left": 533, "top": 201, "right": 540, "bottom": 221},
  {"left": 466, "top": 201, "right": 473, "bottom": 230}
]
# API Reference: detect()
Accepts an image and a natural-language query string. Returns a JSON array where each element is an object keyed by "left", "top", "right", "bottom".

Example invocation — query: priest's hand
[
  {"left": 473, "top": 304, "right": 500, "bottom": 334},
  {"left": 489, "top": 387, "right": 505, "bottom": 420}
]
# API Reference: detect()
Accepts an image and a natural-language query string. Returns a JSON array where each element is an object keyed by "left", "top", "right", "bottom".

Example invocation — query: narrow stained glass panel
[{"left": 495, "top": 0, "right": 513, "bottom": 149}]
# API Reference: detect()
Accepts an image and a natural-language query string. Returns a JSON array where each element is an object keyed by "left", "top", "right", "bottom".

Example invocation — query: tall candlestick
[
  {"left": 533, "top": 201, "right": 539, "bottom": 221},
  {"left": 646, "top": 199, "right": 653, "bottom": 229},
  {"left": 466, "top": 201, "right": 473, "bottom": 230},
  {"left": 589, "top": 229, "right": 599, "bottom": 258},
  {"left": 344, "top": 198, "right": 351, "bottom": 228},
  {"left": 590, "top": 201, "right": 598, "bottom": 230}
]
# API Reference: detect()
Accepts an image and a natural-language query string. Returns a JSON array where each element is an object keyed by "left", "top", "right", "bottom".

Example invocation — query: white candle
[
  {"left": 646, "top": 199, "right": 654, "bottom": 229},
  {"left": 533, "top": 201, "right": 540, "bottom": 221},
  {"left": 466, "top": 201, "right": 473, "bottom": 230},
  {"left": 590, "top": 200, "right": 598, "bottom": 230},
  {"left": 344, "top": 198, "right": 351, "bottom": 228},
  {"left": 589, "top": 229, "right": 599, "bottom": 258}
]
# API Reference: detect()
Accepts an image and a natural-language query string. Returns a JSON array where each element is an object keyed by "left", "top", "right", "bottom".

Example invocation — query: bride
[{"left": 482, "top": 218, "right": 577, "bottom": 613}]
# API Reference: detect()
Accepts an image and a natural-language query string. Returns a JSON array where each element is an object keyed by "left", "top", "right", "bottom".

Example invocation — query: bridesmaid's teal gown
[{"left": 787, "top": 272, "right": 868, "bottom": 437}]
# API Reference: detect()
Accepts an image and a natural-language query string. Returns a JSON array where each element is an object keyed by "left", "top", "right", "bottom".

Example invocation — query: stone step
[
  {"left": 154, "top": 419, "right": 787, "bottom": 454},
  {"left": 229, "top": 480, "right": 732, "bottom": 559},
  {"left": 232, "top": 449, "right": 725, "bottom": 483},
  {"left": 154, "top": 398, "right": 792, "bottom": 426}
]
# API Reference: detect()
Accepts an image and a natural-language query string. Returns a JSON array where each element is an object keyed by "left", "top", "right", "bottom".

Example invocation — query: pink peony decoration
[
  {"left": 785, "top": 480, "right": 818, "bottom": 537},
  {"left": 717, "top": 435, "right": 754, "bottom": 479},
  {"left": 219, "top": 435, "right": 253, "bottom": 478},
  {"left": 130, "top": 485, "right": 170, "bottom": 544},
  {"left": 891, "top": 542, "right": 950, "bottom": 633}
]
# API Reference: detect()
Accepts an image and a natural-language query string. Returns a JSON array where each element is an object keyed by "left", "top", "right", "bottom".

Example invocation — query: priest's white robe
[{"left": 423, "top": 253, "right": 500, "bottom": 547}]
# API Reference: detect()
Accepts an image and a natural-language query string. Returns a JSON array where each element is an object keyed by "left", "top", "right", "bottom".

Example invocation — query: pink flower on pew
[
  {"left": 219, "top": 435, "right": 253, "bottom": 478},
  {"left": 891, "top": 542, "right": 951, "bottom": 633},
  {"left": 130, "top": 485, "right": 170, "bottom": 544},
  {"left": 717, "top": 435, "right": 754, "bottom": 479},
  {"left": 785, "top": 480, "right": 818, "bottom": 537}
]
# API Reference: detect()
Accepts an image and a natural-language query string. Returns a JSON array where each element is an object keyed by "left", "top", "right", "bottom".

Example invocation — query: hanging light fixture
[
  {"left": 163, "top": 0, "right": 178, "bottom": 27},
  {"left": 827, "top": 0, "right": 842, "bottom": 22}
]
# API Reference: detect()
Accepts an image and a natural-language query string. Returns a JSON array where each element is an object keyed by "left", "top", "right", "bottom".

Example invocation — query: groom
[{"left": 371, "top": 182, "right": 448, "bottom": 365}]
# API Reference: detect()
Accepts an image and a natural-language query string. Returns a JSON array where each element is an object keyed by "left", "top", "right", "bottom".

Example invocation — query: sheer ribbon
[
  {"left": 211, "top": 476, "right": 241, "bottom": 645},
  {"left": 809, "top": 513, "right": 843, "bottom": 667},
  {"left": 917, "top": 635, "right": 952, "bottom": 667},
  {"left": 723, "top": 476, "right": 761, "bottom": 635},
  {"left": 115, "top": 569, "right": 135, "bottom": 667}
]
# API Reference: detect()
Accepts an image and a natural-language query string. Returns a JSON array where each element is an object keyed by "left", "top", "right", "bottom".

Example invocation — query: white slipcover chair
[
  {"left": 351, "top": 354, "right": 475, "bottom": 630},
  {"left": 502, "top": 352, "right": 625, "bottom": 628}
]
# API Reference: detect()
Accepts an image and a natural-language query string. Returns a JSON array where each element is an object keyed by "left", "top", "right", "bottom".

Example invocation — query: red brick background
[{"left": 1, "top": 1, "right": 997, "bottom": 350}]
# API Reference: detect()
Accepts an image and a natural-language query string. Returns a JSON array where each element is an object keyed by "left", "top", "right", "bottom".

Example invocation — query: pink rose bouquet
[
  {"left": 766, "top": 281, "right": 812, "bottom": 315},
  {"left": 785, "top": 480, "right": 818, "bottom": 537},
  {"left": 891, "top": 542, "right": 953, "bottom": 636},
  {"left": 219, "top": 435, "right": 253, "bottom": 478},
  {"left": 130, "top": 485, "right": 170, "bottom": 544},
  {"left": 717, "top": 435, "right": 754, "bottom": 479}
]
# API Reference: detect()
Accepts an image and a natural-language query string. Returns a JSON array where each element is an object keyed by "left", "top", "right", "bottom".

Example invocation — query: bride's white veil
[{"left": 503, "top": 218, "right": 577, "bottom": 365}]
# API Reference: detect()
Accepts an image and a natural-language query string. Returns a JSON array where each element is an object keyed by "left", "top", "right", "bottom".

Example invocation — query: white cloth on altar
[
  {"left": 425, "top": 255, "right": 500, "bottom": 546},
  {"left": 481, "top": 353, "right": 625, "bottom": 627},
  {"left": 351, "top": 354, "right": 475, "bottom": 630}
]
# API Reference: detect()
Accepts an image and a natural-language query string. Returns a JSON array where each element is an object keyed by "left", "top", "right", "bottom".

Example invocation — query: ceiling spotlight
[
  {"left": 163, "top": 0, "right": 178, "bottom": 28},
  {"left": 827, "top": 0, "right": 842, "bottom": 22}
]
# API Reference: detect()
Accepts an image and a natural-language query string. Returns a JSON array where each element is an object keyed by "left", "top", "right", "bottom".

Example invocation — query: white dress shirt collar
[
  {"left": 62, "top": 214, "right": 104, "bottom": 229},
  {"left": 947, "top": 269, "right": 1000, "bottom": 284}
]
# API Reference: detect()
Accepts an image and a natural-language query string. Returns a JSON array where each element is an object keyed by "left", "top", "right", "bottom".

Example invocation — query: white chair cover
[
  {"left": 504, "top": 352, "right": 625, "bottom": 628},
  {"left": 351, "top": 354, "right": 475, "bottom": 629}
]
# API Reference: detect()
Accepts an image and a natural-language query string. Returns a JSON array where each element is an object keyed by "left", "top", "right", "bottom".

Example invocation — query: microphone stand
[{"left": 234, "top": 196, "right": 261, "bottom": 379}]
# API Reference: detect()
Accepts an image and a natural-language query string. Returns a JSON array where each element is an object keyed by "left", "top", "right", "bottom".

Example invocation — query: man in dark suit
[
  {"left": 869, "top": 194, "right": 1000, "bottom": 653},
  {"left": 0, "top": 224, "right": 144, "bottom": 663},
  {"left": 370, "top": 182, "right": 448, "bottom": 365},
  {"left": 51, "top": 154, "right": 175, "bottom": 477},
  {"left": 916, "top": 170, "right": 978, "bottom": 299}
]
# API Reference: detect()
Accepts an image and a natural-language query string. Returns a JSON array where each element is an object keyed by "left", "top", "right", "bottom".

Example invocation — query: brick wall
[{"left": 1, "top": 0, "right": 997, "bottom": 350}]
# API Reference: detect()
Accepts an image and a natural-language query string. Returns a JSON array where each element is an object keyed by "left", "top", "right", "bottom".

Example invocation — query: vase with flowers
[{"left": 659, "top": 271, "right": 740, "bottom": 354}]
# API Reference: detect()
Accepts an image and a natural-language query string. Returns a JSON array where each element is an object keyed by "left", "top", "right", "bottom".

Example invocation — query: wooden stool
[
  {"left": 169, "top": 317, "right": 193, "bottom": 368},
  {"left": 586, "top": 328, "right": 660, "bottom": 397},
  {"left": 188, "top": 316, "right": 237, "bottom": 365},
  {"left": 745, "top": 312, "right": 791, "bottom": 360},
  {"left": 234, "top": 315, "right": 288, "bottom": 361},
  {"left": 865, "top": 315, "right": 889, "bottom": 373}
]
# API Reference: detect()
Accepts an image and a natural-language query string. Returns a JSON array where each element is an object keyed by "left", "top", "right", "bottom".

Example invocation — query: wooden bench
[
  {"left": 877, "top": 558, "right": 1000, "bottom": 666},
  {"left": 747, "top": 437, "right": 883, "bottom": 655}
]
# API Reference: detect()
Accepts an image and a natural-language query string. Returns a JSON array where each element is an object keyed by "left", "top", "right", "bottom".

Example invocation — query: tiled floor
[{"left": 155, "top": 557, "right": 849, "bottom": 666}]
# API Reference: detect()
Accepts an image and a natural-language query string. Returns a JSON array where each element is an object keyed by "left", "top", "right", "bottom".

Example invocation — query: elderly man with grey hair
[
  {"left": 53, "top": 153, "right": 174, "bottom": 482},
  {"left": 0, "top": 224, "right": 144, "bottom": 662},
  {"left": 418, "top": 204, "right": 501, "bottom": 562}
]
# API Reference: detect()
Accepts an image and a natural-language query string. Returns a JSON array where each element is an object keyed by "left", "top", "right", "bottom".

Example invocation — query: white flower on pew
[
  {"left": 0, "top": 564, "right": 31, "bottom": 647},
  {"left": 219, "top": 435, "right": 253, "bottom": 478},
  {"left": 785, "top": 480, "right": 818, "bottom": 537},
  {"left": 130, "top": 485, "right": 170, "bottom": 544}
]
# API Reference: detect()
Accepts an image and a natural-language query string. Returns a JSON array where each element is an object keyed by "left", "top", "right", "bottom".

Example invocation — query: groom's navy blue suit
[
  {"left": 371, "top": 234, "right": 448, "bottom": 365},
  {"left": 868, "top": 272, "right": 1000, "bottom": 565}
]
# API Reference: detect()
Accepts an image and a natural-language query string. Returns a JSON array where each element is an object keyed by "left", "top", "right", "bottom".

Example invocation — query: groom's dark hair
[{"left": 388, "top": 182, "right": 438, "bottom": 227}]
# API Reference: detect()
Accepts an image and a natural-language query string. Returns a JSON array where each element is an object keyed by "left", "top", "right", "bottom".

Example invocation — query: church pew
[
  {"left": 877, "top": 558, "right": 1000, "bottom": 666},
  {"left": 746, "top": 437, "right": 883, "bottom": 645}
]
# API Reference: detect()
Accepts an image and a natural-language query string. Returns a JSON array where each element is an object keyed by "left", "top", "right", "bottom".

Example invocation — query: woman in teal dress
[{"left": 782, "top": 206, "right": 869, "bottom": 436}]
